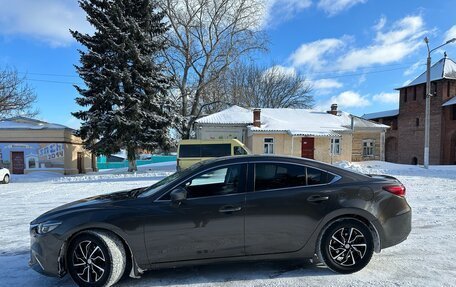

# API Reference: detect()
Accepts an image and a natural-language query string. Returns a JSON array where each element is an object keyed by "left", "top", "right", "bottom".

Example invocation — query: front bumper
[
  {"left": 29, "top": 228, "right": 66, "bottom": 277},
  {"left": 380, "top": 208, "right": 412, "bottom": 249}
]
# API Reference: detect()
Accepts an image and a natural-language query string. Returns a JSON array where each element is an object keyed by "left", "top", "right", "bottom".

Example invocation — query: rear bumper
[
  {"left": 29, "top": 230, "right": 66, "bottom": 278},
  {"left": 379, "top": 208, "right": 412, "bottom": 249}
]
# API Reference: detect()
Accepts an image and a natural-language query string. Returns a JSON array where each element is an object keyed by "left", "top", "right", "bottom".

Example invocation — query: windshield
[{"left": 137, "top": 162, "right": 203, "bottom": 197}]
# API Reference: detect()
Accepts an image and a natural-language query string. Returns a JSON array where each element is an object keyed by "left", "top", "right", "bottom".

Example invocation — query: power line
[
  {"left": 20, "top": 62, "right": 425, "bottom": 86},
  {"left": 27, "top": 78, "right": 83, "bottom": 85},
  {"left": 25, "top": 72, "right": 80, "bottom": 78}
]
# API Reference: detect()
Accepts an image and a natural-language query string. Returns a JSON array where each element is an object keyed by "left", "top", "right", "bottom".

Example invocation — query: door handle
[
  {"left": 219, "top": 206, "right": 242, "bottom": 213},
  {"left": 307, "top": 195, "right": 329, "bottom": 202}
]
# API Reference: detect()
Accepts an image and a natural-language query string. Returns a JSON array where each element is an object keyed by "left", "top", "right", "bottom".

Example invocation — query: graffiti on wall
[{"left": 0, "top": 143, "right": 65, "bottom": 170}]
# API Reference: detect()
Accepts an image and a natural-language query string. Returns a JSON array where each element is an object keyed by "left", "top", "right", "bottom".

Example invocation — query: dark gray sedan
[{"left": 30, "top": 155, "right": 411, "bottom": 286}]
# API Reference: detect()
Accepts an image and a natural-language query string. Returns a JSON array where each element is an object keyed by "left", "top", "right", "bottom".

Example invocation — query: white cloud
[
  {"left": 0, "top": 0, "right": 92, "bottom": 47},
  {"left": 444, "top": 25, "right": 456, "bottom": 42},
  {"left": 310, "top": 78, "right": 343, "bottom": 96},
  {"left": 317, "top": 0, "right": 366, "bottom": 16},
  {"left": 316, "top": 90, "right": 370, "bottom": 111},
  {"left": 372, "top": 92, "right": 399, "bottom": 104},
  {"left": 312, "top": 78, "right": 343, "bottom": 90},
  {"left": 373, "top": 16, "right": 387, "bottom": 31},
  {"left": 290, "top": 38, "right": 345, "bottom": 70},
  {"left": 263, "top": 0, "right": 312, "bottom": 27},
  {"left": 264, "top": 65, "right": 297, "bottom": 77},
  {"left": 337, "top": 16, "right": 426, "bottom": 70},
  {"left": 404, "top": 60, "right": 424, "bottom": 76},
  {"left": 330, "top": 91, "right": 370, "bottom": 107},
  {"left": 288, "top": 15, "right": 426, "bottom": 74}
]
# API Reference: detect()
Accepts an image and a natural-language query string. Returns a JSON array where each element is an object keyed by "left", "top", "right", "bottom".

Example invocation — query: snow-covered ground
[{"left": 1, "top": 160, "right": 455, "bottom": 287}]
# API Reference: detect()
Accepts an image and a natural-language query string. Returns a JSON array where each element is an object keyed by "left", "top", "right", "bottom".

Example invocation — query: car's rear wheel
[
  {"left": 67, "top": 231, "right": 126, "bottom": 287},
  {"left": 319, "top": 219, "right": 374, "bottom": 274},
  {"left": 1, "top": 174, "right": 9, "bottom": 184}
]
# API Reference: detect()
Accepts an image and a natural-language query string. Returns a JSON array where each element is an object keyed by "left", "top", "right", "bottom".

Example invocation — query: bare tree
[
  {"left": 203, "top": 62, "right": 313, "bottom": 114},
  {"left": 0, "top": 67, "right": 37, "bottom": 118},
  {"left": 159, "top": 0, "right": 267, "bottom": 138}
]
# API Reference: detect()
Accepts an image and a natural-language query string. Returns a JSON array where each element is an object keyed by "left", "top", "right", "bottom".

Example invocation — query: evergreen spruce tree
[{"left": 71, "top": 0, "right": 176, "bottom": 171}]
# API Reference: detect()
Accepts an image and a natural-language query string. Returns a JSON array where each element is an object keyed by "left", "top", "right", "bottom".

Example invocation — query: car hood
[{"left": 31, "top": 187, "right": 146, "bottom": 224}]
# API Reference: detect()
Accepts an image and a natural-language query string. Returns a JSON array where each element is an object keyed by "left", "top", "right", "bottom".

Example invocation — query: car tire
[
  {"left": 67, "top": 230, "right": 126, "bottom": 287},
  {"left": 318, "top": 219, "right": 374, "bottom": 274},
  {"left": 1, "top": 174, "right": 9, "bottom": 184}
]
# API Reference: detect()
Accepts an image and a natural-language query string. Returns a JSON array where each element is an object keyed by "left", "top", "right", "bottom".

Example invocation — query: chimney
[
  {"left": 253, "top": 108, "right": 261, "bottom": 127},
  {"left": 327, "top": 103, "right": 338, "bottom": 115}
]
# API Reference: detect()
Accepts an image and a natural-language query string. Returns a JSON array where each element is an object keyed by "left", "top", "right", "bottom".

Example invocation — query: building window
[
  {"left": 452, "top": 105, "right": 456, "bottom": 121},
  {"left": 404, "top": 88, "right": 408, "bottom": 102},
  {"left": 413, "top": 86, "right": 417, "bottom": 101},
  {"left": 263, "top": 138, "right": 274, "bottom": 154},
  {"left": 448, "top": 82, "right": 451, "bottom": 98},
  {"left": 363, "top": 139, "right": 375, "bottom": 157},
  {"left": 28, "top": 158, "right": 36, "bottom": 169},
  {"left": 423, "top": 84, "right": 427, "bottom": 99},
  {"left": 431, "top": 82, "right": 437, "bottom": 95},
  {"left": 330, "top": 138, "right": 341, "bottom": 155},
  {"left": 416, "top": 118, "right": 420, "bottom": 127}
]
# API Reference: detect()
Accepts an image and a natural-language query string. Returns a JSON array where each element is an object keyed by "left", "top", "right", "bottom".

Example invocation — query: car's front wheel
[
  {"left": 1, "top": 174, "right": 9, "bottom": 184},
  {"left": 67, "top": 230, "right": 126, "bottom": 287},
  {"left": 319, "top": 219, "right": 374, "bottom": 274}
]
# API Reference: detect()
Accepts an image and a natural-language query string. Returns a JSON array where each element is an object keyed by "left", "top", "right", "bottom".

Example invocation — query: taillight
[{"left": 383, "top": 184, "right": 406, "bottom": 197}]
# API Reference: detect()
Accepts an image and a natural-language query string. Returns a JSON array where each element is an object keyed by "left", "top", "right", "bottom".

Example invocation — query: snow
[
  {"left": 197, "top": 105, "right": 387, "bottom": 137},
  {"left": 0, "top": 117, "right": 69, "bottom": 130},
  {"left": 1, "top": 160, "right": 456, "bottom": 286}
]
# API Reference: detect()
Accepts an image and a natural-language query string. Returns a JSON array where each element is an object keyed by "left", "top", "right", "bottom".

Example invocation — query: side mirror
[{"left": 170, "top": 187, "right": 187, "bottom": 203}]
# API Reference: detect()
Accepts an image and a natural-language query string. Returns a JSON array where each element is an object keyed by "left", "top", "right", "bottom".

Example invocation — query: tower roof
[{"left": 398, "top": 56, "right": 456, "bottom": 89}]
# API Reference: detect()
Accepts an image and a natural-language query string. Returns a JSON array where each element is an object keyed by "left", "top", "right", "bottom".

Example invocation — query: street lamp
[{"left": 423, "top": 37, "right": 456, "bottom": 169}]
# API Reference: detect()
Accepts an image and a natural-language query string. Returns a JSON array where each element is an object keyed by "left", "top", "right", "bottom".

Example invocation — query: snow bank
[{"left": 1, "top": 160, "right": 455, "bottom": 286}]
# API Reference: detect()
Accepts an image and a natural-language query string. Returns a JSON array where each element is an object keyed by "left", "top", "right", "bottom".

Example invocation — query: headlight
[{"left": 34, "top": 221, "right": 61, "bottom": 234}]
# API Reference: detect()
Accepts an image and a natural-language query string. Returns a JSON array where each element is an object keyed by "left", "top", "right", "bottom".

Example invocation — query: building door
[
  {"left": 11, "top": 152, "right": 25, "bottom": 174},
  {"left": 77, "top": 152, "right": 84, "bottom": 174},
  {"left": 301, "top": 137, "right": 314, "bottom": 159}
]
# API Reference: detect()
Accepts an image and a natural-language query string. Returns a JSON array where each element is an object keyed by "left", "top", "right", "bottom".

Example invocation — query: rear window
[
  {"left": 179, "top": 144, "right": 231, "bottom": 158},
  {"left": 307, "top": 167, "right": 335, "bottom": 185},
  {"left": 179, "top": 145, "right": 201, "bottom": 158},
  {"left": 201, "top": 144, "right": 231, "bottom": 157},
  {"left": 254, "top": 163, "right": 336, "bottom": 191},
  {"left": 255, "top": 163, "right": 307, "bottom": 191}
]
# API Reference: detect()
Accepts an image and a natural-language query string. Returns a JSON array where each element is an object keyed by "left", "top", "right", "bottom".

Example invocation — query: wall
[
  {"left": 248, "top": 133, "right": 352, "bottom": 163},
  {"left": 0, "top": 128, "right": 94, "bottom": 174},
  {"left": 440, "top": 80, "right": 456, "bottom": 164},
  {"left": 196, "top": 125, "right": 248, "bottom": 143},
  {"left": 397, "top": 82, "right": 443, "bottom": 165},
  {"left": 351, "top": 131, "right": 383, "bottom": 162}
]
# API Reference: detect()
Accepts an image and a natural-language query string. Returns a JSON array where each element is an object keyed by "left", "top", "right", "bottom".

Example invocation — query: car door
[
  {"left": 144, "top": 163, "right": 247, "bottom": 263},
  {"left": 245, "top": 162, "right": 337, "bottom": 255}
]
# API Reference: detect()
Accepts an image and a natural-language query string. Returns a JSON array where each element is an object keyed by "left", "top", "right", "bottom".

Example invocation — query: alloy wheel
[
  {"left": 328, "top": 227, "right": 367, "bottom": 267},
  {"left": 72, "top": 240, "right": 106, "bottom": 283}
]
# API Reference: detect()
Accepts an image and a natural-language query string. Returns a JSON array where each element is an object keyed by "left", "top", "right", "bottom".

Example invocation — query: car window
[
  {"left": 233, "top": 146, "right": 248, "bottom": 155},
  {"left": 307, "top": 167, "right": 335, "bottom": 185},
  {"left": 255, "top": 163, "right": 307, "bottom": 191},
  {"left": 200, "top": 144, "right": 231, "bottom": 157},
  {"left": 179, "top": 145, "right": 201, "bottom": 158},
  {"left": 254, "top": 163, "right": 336, "bottom": 191},
  {"left": 184, "top": 164, "right": 244, "bottom": 198}
]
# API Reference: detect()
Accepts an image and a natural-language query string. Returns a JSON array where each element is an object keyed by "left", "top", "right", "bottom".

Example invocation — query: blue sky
[{"left": 1, "top": 0, "right": 456, "bottom": 128}]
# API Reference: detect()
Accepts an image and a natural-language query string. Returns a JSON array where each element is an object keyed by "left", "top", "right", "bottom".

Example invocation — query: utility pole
[{"left": 423, "top": 37, "right": 456, "bottom": 169}]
